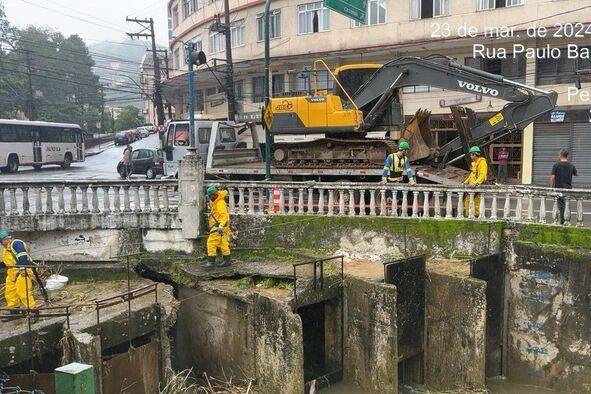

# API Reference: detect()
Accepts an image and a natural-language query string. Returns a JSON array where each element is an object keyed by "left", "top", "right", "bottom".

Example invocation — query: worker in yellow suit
[
  {"left": 1, "top": 230, "right": 36, "bottom": 311},
  {"left": 463, "top": 145, "right": 488, "bottom": 217},
  {"left": 205, "top": 185, "right": 232, "bottom": 269}
]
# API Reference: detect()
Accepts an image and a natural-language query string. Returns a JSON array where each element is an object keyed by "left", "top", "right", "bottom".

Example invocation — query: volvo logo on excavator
[
  {"left": 274, "top": 100, "right": 293, "bottom": 111},
  {"left": 457, "top": 80, "right": 499, "bottom": 97}
]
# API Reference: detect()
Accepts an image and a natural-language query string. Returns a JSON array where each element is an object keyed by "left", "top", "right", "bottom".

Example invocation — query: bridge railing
[
  {"left": 206, "top": 181, "right": 591, "bottom": 226},
  {"left": 0, "top": 180, "right": 178, "bottom": 216}
]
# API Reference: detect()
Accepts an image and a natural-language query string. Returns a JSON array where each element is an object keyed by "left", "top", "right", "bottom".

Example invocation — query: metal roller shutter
[
  {"left": 571, "top": 123, "right": 591, "bottom": 188},
  {"left": 532, "top": 123, "right": 571, "bottom": 186}
]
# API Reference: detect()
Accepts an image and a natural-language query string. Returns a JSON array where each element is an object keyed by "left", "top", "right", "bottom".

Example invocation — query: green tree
[{"left": 115, "top": 105, "right": 142, "bottom": 130}]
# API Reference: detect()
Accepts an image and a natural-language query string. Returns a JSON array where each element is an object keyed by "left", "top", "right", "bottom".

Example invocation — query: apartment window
[
  {"left": 234, "top": 80, "right": 244, "bottom": 99},
  {"left": 209, "top": 31, "right": 225, "bottom": 53},
  {"left": 257, "top": 10, "right": 281, "bottom": 41},
  {"left": 167, "top": 7, "right": 173, "bottom": 40},
  {"left": 183, "top": 0, "right": 190, "bottom": 18},
  {"left": 192, "top": 0, "right": 203, "bottom": 11},
  {"left": 352, "top": 0, "right": 386, "bottom": 27},
  {"left": 173, "top": 48, "right": 180, "bottom": 70},
  {"left": 231, "top": 20, "right": 245, "bottom": 48},
  {"left": 294, "top": 70, "right": 333, "bottom": 91},
  {"left": 206, "top": 87, "right": 217, "bottom": 96},
  {"left": 465, "top": 55, "right": 526, "bottom": 82},
  {"left": 298, "top": 2, "right": 329, "bottom": 34},
  {"left": 410, "top": 0, "right": 448, "bottom": 19},
  {"left": 172, "top": 5, "right": 179, "bottom": 28},
  {"left": 402, "top": 86, "right": 442, "bottom": 93},
  {"left": 252, "top": 76, "right": 265, "bottom": 102},
  {"left": 272, "top": 74, "right": 285, "bottom": 94},
  {"left": 478, "top": 0, "right": 523, "bottom": 10},
  {"left": 536, "top": 47, "right": 591, "bottom": 85}
]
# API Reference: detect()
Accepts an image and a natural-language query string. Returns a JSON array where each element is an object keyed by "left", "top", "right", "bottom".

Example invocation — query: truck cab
[{"left": 162, "top": 120, "right": 260, "bottom": 177}]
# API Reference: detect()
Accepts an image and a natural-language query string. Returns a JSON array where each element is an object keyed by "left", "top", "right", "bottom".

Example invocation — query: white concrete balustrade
[
  {"left": 208, "top": 181, "right": 591, "bottom": 227},
  {"left": 0, "top": 180, "right": 177, "bottom": 216}
]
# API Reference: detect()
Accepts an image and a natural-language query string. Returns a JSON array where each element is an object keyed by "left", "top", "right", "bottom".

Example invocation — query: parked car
[
  {"left": 136, "top": 126, "right": 150, "bottom": 138},
  {"left": 146, "top": 125, "right": 156, "bottom": 134},
  {"left": 114, "top": 132, "right": 130, "bottom": 146},
  {"left": 117, "top": 148, "right": 165, "bottom": 179},
  {"left": 127, "top": 129, "right": 140, "bottom": 142}
]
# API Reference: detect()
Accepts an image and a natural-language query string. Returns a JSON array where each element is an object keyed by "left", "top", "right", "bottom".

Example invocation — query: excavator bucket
[{"left": 401, "top": 109, "right": 437, "bottom": 162}]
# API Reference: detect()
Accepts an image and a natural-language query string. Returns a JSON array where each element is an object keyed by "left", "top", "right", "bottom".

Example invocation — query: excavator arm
[{"left": 353, "top": 56, "right": 558, "bottom": 167}]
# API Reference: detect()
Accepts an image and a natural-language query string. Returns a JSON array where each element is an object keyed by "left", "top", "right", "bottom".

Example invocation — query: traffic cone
[{"left": 273, "top": 185, "right": 281, "bottom": 214}]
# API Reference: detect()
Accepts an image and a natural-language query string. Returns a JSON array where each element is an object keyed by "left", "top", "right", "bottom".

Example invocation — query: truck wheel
[
  {"left": 61, "top": 153, "right": 72, "bottom": 169},
  {"left": 7, "top": 155, "right": 19, "bottom": 173},
  {"left": 146, "top": 167, "right": 156, "bottom": 179}
]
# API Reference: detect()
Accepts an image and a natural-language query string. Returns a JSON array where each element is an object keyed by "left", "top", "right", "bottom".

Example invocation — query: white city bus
[{"left": 0, "top": 119, "right": 84, "bottom": 173}]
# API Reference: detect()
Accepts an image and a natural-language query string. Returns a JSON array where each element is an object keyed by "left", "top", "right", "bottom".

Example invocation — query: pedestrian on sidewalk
[
  {"left": 550, "top": 149, "right": 577, "bottom": 224},
  {"left": 1, "top": 230, "right": 37, "bottom": 314},
  {"left": 497, "top": 147, "right": 509, "bottom": 184},
  {"left": 123, "top": 145, "right": 133, "bottom": 180}
]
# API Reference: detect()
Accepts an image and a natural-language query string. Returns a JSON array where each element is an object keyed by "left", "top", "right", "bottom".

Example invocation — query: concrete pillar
[
  {"left": 60, "top": 332, "right": 102, "bottom": 394},
  {"left": 178, "top": 154, "right": 204, "bottom": 239},
  {"left": 55, "top": 363, "right": 95, "bottom": 394}
]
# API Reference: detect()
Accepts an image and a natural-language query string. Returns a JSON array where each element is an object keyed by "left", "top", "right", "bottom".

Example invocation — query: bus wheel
[
  {"left": 33, "top": 164, "right": 42, "bottom": 171},
  {"left": 7, "top": 155, "right": 19, "bottom": 173},
  {"left": 61, "top": 153, "right": 72, "bottom": 169}
]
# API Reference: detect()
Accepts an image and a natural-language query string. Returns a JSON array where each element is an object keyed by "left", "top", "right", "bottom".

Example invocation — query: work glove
[
  {"left": 216, "top": 225, "right": 224, "bottom": 234},
  {"left": 408, "top": 178, "right": 416, "bottom": 186}
]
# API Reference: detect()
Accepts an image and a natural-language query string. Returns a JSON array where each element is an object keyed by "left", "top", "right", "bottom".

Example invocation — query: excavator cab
[{"left": 332, "top": 64, "right": 382, "bottom": 104}]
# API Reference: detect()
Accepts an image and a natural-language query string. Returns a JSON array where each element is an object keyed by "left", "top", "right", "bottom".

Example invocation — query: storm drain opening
[
  {"left": 470, "top": 253, "right": 506, "bottom": 378},
  {"left": 383, "top": 255, "right": 426, "bottom": 385}
]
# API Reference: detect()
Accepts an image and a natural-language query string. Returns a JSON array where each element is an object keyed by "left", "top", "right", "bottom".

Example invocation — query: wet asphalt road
[{"left": 0, "top": 133, "right": 161, "bottom": 181}]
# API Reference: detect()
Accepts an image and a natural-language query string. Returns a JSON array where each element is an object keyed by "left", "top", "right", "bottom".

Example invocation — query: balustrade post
[
  {"left": 401, "top": 190, "right": 408, "bottom": 218},
  {"left": 134, "top": 186, "right": 142, "bottom": 213},
  {"left": 327, "top": 189, "right": 334, "bottom": 216},
  {"left": 538, "top": 195, "right": 546, "bottom": 223},
  {"left": 503, "top": 193, "right": 511, "bottom": 219},
  {"left": 45, "top": 186, "right": 54, "bottom": 214},
  {"left": 81, "top": 186, "right": 90, "bottom": 214},
  {"left": 69, "top": 186, "right": 78, "bottom": 213},
  {"left": 153, "top": 186, "right": 161, "bottom": 212},
  {"left": 307, "top": 188, "right": 314, "bottom": 214},
  {"left": 490, "top": 194, "right": 498, "bottom": 220},
  {"left": 228, "top": 187, "right": 235, "bottom": 214},
  {"left": 369, "top": 189, "right": 376, "bottom": 216},
  {"left": 102, "top": 186, "right": 111, "bottom": 213},
  {"left": 113, "top": 186, "right": 121, "bottom": 213},
  {"left": 445, "top": 192, "right": 453, "bottom": 218},
  {"left": 238, "top": 187, "right": 245, "bottom": 213},
  {"left": 564, "top": 198, "right": 571, "bottom": 225},
  {"left": 55, "top": 186, "right": 65, "bottom": 214},
  {"left": 258, "top": 188, "right": 265, "bottom": 215},
  {"left": 457, "top": 192, "right": 465, "bottom": 219},
  {"left": 22, "top": 187, "right": 30, "bottom": 215},
  {"left": 552, "top": 196, "right": 559, "bottom": 224},
  {"left": 527, "top": 195, "right": 534, "bottom": 221},
  {"left": 0, "top": 188, "right": 4, "bottom": 216},
  {"left": 412, "top": 191, "right": 419, "bottom": 218},
  {"left": 359, "top": 189, "right": 366, "bottom": 216},
  {"left": 379, "top": 189, "right": 386, "bottom": 216},
  {"left": 468, "top": 192, "right": 475, "bottom": 219},
  {"left": 348, "top": 190, "right": 355, "bottom": 216},
  {"left": 278, "top": 188, "right": 285, "bottom": 215},
  {"left": 8, "top": 188, "right": 17, "bottom": 216},
  {"left": 433, "top": 191, "right": 441, "bottom": 218},
  {"left": 91, "top": 186, "right": 100, "bottom": 213},
  {"left": 298, "top": 188, "right": 304, "bottom": 214},
  {"left": 143, "top": 185, "right": 151, "bottom": 212},
  {"left": 422, "top": 191, "right": 429, "bottom": 218},
  {"left": 288, "top": 188, "right": 295, "bottom": 215},
  {"left": 577, "top": 199, "right": 584, "bottom": 227},
  {"left": 478, "top": 194, "right": 486, "bottom": 220},
  {"left": 248, "top": 188, "right": 255, "bottom": 215},
  {"left": 515, "top": 197, "right": 523, "bottom": 221},
  {"left": 338, "top": 190, "right": 345, "bottom": 215},
  {"left": 123, "top": 186, "right": 131, "bottom": 212},
  {"left": 162, "top": 186, "right": 170, "bottom": 212},
  {"left": 317, "top": 189, "right": 324, "bottom": 215}
]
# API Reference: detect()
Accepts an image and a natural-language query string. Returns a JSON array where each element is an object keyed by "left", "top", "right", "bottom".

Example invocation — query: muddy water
[{"left": 320, "top": 379, "right": 557, "bottom": 393}]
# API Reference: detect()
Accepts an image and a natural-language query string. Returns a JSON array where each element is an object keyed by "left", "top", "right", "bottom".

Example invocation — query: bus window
[
  {"left": 219, "top": 128, "right": 236, "bottom": 143},
  {"left": 198, "top": 128, "right": 211, "bottom": 144},
  {"left": 174, "top": 124, "right": 190, "bottom": 146}
]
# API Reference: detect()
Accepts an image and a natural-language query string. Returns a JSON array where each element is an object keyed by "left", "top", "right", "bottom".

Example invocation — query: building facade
[{"left": 160, "top": 0, "right": 591, "bottom": 186}]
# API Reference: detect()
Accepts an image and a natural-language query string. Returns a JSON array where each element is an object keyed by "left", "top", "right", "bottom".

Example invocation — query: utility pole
[
  {"left": 263, "top": 0, "right": 272, "bottom": 180},
  {"left": 211, "top": 1, "right": 237, "bottom": 121},
  {"left": 99, "top": 87, "right": 105, "bottom": 133},
  {"left": 24, "top": 50, "right": 36, "bottom": 121},
  {"left": 155, "top": 49, "right": 173, "bottom": 120},
  {"left": 126, "top": 17, "right": 165, "bottom": 132}
]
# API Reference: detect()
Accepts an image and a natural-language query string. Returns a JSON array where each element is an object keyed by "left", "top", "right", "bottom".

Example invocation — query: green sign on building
[{"left": 324, "top": 0, "right": 367, "bottom": 24}]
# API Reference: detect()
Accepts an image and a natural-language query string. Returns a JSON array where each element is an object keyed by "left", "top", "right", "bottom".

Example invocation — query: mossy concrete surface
[
  {"left": 343, "top": 277, "right": 397, "bottom": 393},
  {"left": 425, "top": 270, "right": 486, "bottom": 390}
]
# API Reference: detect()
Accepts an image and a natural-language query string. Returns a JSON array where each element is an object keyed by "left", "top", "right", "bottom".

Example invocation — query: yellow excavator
[{"left": 263, "top": 56, "right": 557, "bottom": 181}]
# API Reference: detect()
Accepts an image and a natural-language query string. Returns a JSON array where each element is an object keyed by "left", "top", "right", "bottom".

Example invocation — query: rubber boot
[
  {"left": 204, "top": 256, "right": 215, "bottom": 269},
  {"left": 218, "top": 255, "right": 231, "bottom": 268}
]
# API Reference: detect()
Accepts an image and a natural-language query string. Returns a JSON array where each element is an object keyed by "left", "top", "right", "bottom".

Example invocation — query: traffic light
[{"left": 187, "top": 46, "right": 207, "bottom": 67}]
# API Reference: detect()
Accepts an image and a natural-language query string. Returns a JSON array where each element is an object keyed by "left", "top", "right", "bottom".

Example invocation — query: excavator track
[{"left": 272, "top": 138, "right": 399, "bottom": 169}]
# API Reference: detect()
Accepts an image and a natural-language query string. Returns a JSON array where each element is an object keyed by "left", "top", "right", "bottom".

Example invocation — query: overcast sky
[{"left": 3, "top": 0, "right": 169, "bottom": 47}]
